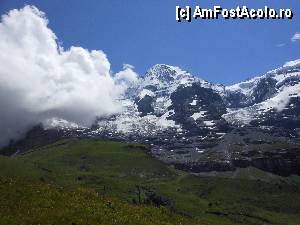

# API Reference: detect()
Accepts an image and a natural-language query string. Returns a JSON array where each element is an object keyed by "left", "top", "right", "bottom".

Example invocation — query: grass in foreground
[
  {"left": 0, "top": 138, "right": 300, "bottom": 225},
  {"left": 0, "top": 177, "right": 200, "bottom": 225}
]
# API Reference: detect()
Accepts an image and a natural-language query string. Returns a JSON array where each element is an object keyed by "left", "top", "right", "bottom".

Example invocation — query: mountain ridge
[{"left": 2, "top": 59, "right": 300, "bottom": 176}]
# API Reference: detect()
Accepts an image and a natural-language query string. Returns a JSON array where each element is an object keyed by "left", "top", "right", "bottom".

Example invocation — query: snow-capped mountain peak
[
  {"left": 145, "top": 64, "right": 191, "bottom": 79},
  {"left": 142, "top": 64, "right": 197, "bottom": 88},
  {"left": 283, "top": 59, "right": 300, "bottom": 68},
  {"left": 224, "top": 59, "right": 300, "bottom": 126}
]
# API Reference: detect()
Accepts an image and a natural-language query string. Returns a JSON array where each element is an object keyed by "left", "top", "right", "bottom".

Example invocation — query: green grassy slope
[
  {"left": 0, "top": 138, "right": 300, "bottom": 225},
  {"left": 0, "top": 177, "right": 199, "bottom": 225}
]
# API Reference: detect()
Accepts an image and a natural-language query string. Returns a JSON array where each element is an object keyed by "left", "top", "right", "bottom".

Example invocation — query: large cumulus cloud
[{"left": 0, "top": 6, "right": 138, "bottom": 147}]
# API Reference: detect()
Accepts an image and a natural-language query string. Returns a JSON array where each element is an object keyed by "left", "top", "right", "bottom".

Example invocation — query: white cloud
[
  {"left": 276, "top": 43, "right": 285, "bottom": 48},
  {"left": 0, "top": 6, "right": 138, "bottom": 147},
  {"left": 291, "top": 32, "right": 300, "bottom": 42},
  {"left": 123, "top": 64, "right": 135, "bottom": 70},
  {"left": 115, "top": 64, "right": 139, "bottom": 84}
]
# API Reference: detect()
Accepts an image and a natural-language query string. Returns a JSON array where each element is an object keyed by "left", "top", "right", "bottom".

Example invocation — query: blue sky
[{"left": 0, "top": 0, "right": 299, "bottom": 85}]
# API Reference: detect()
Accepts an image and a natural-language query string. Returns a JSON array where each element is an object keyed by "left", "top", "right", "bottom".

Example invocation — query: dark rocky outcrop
[{"left": 135, "top": 95, "right": 155, "bottom": 116}]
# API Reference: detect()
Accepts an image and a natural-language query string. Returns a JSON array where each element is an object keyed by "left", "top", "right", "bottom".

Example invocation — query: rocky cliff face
[
  {"left": 168, "top": 83, "right": 228, "bottom": 135},
  {"left": 2, "top": 60, "right": 300, "bottom": 176}
]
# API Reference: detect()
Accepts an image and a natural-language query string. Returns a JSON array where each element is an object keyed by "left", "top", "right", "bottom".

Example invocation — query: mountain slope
[
  {"left": 224, "top": 61, "right": 300, "bottom": 130},
  {"left": 1, "top": 138, "right": 300, "bottom": 225}
]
